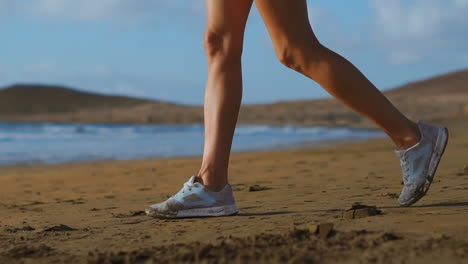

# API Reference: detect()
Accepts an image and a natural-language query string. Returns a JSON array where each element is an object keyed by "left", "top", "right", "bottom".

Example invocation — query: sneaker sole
[
  {"left": 145, "top": 204, "right": 238, "bottom": 219},
  {"left": 400, "top": 126, "right": 449, "bottom": 207}
]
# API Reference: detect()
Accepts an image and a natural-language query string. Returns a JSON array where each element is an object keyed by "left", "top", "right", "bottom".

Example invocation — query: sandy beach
[{"left": 1, "top": 116, "right": 467, "bottom": 263}]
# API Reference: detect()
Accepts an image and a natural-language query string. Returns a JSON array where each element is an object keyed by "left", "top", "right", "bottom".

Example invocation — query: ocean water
[{"left": 0, "top": 122, "right": 384, "bottom": 166}]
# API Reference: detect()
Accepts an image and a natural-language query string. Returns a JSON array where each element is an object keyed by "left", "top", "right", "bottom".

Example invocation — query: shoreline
[
  {"left": 0, "top": 122, "right": 384, "bottom": 168},
  {"left": 0, "top": 134, "right": 385, "bottom": 169}
]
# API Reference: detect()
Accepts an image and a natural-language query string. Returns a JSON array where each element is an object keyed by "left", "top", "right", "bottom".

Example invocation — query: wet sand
[{"left": 1, "top": 117, "right": 468, "bottom": 263}]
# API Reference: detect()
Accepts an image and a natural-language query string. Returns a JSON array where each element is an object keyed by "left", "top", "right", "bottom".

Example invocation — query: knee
[
  {"left": 276, "top": 40, "right": 325, "bottom": 74},
  {"left": 204, "top": 30, "right": 243, "bottom": 65}
]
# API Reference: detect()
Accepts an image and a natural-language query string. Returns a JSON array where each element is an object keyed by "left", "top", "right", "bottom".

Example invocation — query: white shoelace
[{"left": 181, "top": 179, "right": 199, "bottom": 194}]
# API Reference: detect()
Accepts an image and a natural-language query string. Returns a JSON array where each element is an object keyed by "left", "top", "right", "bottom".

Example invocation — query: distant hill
[
  {"left": 0, "top": 85, "right": 153, "bottom": 115},
  {"left": 386, "top": 69, "right": 468, "bottom": 95},
  {"left": 0, "top": 84, "right": 202, "bottom": 124},
  {"left": 0, "top": 69, "right": 467, "bottom": 127}
]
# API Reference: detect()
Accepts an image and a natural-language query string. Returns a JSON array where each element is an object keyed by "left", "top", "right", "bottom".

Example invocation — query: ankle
[
  {"left": 392, "top": 122, "right": 421, "bottom": 150},
  {"left": 197, "top": 167, "right": 227, "bottom": 191},
  {"left": 394, "top": 136, "right": 420, "bottom": 150}
]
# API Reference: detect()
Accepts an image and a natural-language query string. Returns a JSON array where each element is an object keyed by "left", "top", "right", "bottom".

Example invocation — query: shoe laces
[
  {"left": 167, "top": 181, "right": 197, "bottom": 198},
  {"left": 182, "top": 181, "right": 196, "bottom": 193}
]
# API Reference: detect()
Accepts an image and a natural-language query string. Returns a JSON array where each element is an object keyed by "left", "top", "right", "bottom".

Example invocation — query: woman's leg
[
  {"left": 197, "top": 0, "right": 254, "bottom": 191},
  {"left": 254, "top": 0, "right": 421, "bottom": 149}
]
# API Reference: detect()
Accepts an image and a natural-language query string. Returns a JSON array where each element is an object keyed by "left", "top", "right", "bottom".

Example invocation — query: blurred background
[{"left": 0, "top": 0, "right": 467, "bottom": 165}]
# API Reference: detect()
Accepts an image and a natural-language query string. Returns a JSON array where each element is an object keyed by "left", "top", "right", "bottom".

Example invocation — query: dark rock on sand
[
  {"left": 343, "top": 203, "right": 382, "bottom": 219},
  {"left": 248, "top": 185, "right": 272, "bottom": 192},
  {"left": 42, "top": 224, "right": 77, "bottom": 232},
  {"left": 384, "top": 192, "right": 399, "bottom": 199},
  {"left": 291, "top": 223, "right": 334, "bottom": 239},
  {"left": 232, "top": 184, "right": 247, "bottom": 191},
  {"left": 5, "top": 226, "right": 35, "bottom": 233},
  {"left": 381, "top": 232, "right": 402, "bottom": 241}
]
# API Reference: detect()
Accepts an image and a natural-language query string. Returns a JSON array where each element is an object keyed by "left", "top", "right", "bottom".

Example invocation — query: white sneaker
[
  {"left": 145, "top": 176, "right": 238, "bottom": 218},
  {"left": 395, "top": 122, "right": 449, "bottom": 206}
]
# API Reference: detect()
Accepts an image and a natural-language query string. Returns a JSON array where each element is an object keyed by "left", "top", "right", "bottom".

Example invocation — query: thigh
[
  {"left": 205, "top": 0, "right": 253, "bottom": 48},
  {"left": 254, "top": 0, "right": 318, "bottom": 49}
]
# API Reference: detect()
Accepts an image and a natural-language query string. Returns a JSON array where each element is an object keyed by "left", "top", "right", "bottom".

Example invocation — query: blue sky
[{"left": 0, "top": 0, "right": 467, "bottom": 105}]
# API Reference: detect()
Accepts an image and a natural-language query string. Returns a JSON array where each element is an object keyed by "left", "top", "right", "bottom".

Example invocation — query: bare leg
[
  {"left": 197, "top": 0, "right": 253, "bottom": 191},
  {"left": 255, "top": 0, "right": 421, "bottom": 149}
]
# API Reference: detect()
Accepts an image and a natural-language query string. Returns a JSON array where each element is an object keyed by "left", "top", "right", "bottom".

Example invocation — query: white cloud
[{"left": 370, "top": 0, "right": 468, "bottom": 65}]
